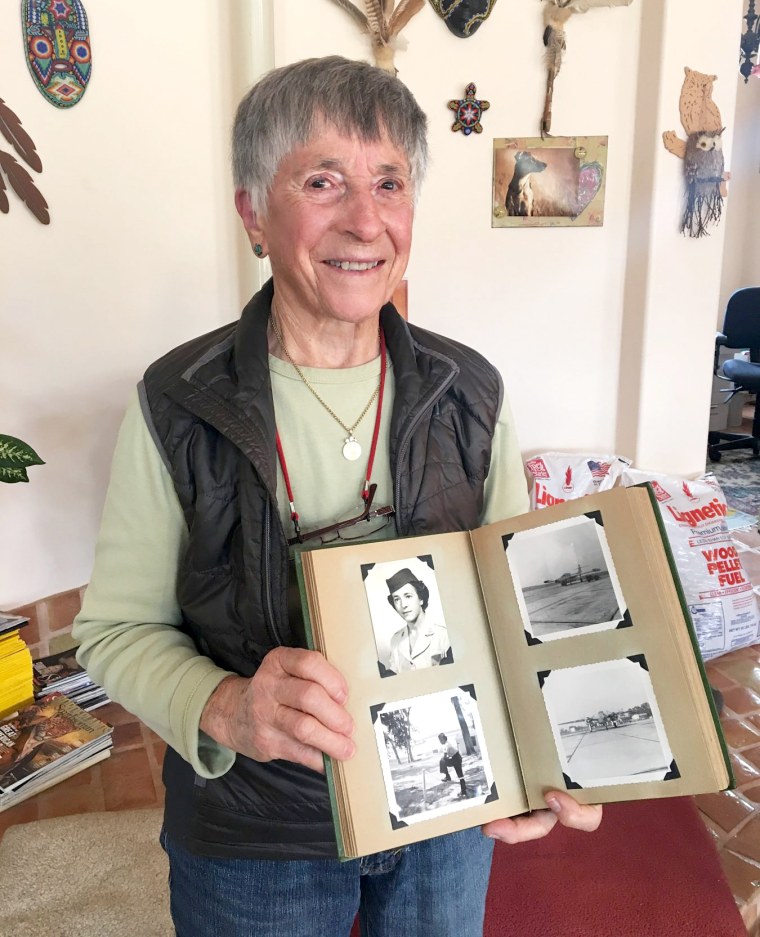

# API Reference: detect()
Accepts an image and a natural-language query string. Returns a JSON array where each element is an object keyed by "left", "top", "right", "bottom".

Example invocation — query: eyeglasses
[{"left": 288, "top": 483, "right": 395, "bottom": 547}]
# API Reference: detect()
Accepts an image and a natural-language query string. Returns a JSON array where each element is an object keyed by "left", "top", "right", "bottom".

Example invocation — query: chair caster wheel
[{"left": 708, "top": 448, "right": 722, "bottom": 462}]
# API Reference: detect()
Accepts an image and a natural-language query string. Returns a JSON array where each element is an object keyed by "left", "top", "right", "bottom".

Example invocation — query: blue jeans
[{"left": 161, "top": 827, "right": 495, "bottom": 937}]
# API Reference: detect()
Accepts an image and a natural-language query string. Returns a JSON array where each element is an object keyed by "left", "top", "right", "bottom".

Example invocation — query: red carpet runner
[{"left": 351, "top": 797, "right": 746, "bottom": 936}]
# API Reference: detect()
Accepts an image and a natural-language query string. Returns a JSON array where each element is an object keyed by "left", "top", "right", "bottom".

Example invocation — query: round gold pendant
[{"left": 342, "top": 437, "right": 362, "bottom": 461}]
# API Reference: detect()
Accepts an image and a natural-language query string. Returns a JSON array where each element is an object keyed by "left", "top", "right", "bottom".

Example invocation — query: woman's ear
[{"left": 234, "top": 189, "right": 266, "bottom": 254}]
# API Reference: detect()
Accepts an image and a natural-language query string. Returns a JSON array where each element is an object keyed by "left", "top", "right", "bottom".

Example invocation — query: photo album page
[
  {"left": 298, "top": 530, "right": 530, "bottom": 859},
  {"left": 471, "top": 485, "right": 730, "bottom": 811}
]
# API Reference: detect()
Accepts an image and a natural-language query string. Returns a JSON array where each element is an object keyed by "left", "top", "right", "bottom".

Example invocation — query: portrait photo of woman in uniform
[{"left": 362, "top": 556, "right": 453, "bottom": 676}]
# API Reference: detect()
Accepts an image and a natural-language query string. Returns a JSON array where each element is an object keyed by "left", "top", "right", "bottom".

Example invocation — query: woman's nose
[{"left": 341, "top": 189, "right": 384, "bottom": 241}]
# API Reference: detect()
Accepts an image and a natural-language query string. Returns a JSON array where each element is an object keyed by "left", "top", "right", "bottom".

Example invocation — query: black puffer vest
[{"left": 141, "top": 280, "right": 502, "bottom": 859}]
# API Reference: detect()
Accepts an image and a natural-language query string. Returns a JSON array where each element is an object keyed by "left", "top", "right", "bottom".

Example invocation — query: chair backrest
[{"left": 722, "top": 287, "right": 760, "bottom": 359}]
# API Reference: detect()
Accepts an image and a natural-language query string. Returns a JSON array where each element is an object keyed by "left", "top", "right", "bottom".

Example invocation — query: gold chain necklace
[{"left": 270, "top": 313, "right": 381, "bottom": 462}]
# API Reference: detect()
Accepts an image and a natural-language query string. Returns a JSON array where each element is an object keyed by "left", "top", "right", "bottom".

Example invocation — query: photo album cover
[{"left": 296, "top": 485, "right": 731, "bottom": 860}]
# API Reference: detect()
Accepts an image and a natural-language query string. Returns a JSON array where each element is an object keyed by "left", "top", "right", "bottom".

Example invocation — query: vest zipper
[
  {"left": 263, "top": 498, "right": 284, "bottom": 647},
  {"left": 393, "top": 367, "right": 458, "bottom": 527}
]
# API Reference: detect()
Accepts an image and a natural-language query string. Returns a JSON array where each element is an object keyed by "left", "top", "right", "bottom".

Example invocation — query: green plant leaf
[
  {"left": 0, "top": 464, "right": 30, "bottom": 483},
  {"left": 0, "top": 434, "right": 44, "bottom": 471}
]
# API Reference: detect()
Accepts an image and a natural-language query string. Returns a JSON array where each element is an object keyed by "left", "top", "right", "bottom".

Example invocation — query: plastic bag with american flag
[{"left": 524, "top": 452, "right": 632, "bottom": 511}]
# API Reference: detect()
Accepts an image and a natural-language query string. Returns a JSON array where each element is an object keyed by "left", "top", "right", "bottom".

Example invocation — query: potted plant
[{"left": 0, "top": 435, "right": 44, "bottom": 483}]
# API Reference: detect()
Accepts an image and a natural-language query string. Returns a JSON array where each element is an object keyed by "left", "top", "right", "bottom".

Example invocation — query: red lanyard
[{"left": 275, "top": 330, "right": 387, "bottom": 543}]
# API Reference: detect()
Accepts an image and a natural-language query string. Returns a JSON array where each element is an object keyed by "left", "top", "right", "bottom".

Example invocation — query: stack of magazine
[
  {"left": 0, "top": 692, "right": 113, "bottom": 813},
  {"left": 32, "top": 647, "right": 110, "bottom": 711},
  {"left": 0, "top": 614, "right": 34, "bottom": 719}
]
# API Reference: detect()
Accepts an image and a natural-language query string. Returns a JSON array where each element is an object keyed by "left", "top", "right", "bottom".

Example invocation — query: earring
[{"left": 253, "top": 243, "right": 264, "bottom": 258}]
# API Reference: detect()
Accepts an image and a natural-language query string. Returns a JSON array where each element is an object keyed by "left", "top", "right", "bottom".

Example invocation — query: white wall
[
  {"left": 0, "top": 2, "right": 256, "bottom": 606},
  {"left": 719, "top": 70, "right": 760, "bottom": 317},
  {"left": 275, "top": 0, "right": 743, "bottom": 475},
  {"left": 0, "top": 0, "right": 749, "bottom": 607}
]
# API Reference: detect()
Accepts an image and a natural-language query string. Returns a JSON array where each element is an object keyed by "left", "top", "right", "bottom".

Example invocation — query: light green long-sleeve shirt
[{"left": 73, "top": 355, "right": 529, "bottom": 779}]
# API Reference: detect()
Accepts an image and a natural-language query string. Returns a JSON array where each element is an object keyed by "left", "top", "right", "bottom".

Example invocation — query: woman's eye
[
  {"left": 380, "top": 180, "right": 399, "bottom": 191},
  {"left": 308, "top": 177, "right": 329, "bottom": 189}
]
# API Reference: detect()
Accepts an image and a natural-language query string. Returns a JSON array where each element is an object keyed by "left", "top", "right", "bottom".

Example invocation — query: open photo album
[{"left": 295, "top": 484, "right": 732, "bottom": 860}]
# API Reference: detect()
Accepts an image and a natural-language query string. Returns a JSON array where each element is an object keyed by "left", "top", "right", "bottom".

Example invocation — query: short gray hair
[{"left": 232, "top": 56, "right": 428, "bottom": 214}]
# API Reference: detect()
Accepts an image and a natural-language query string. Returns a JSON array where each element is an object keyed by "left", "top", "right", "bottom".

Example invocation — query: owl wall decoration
[{"left": 663, "top": 67, "right": 729, "bottom": 238}]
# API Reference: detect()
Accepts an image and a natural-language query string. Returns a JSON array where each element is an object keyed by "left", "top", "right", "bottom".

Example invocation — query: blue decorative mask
[{"left": 23, "top": 0, "right": 92, "bottom": 108}]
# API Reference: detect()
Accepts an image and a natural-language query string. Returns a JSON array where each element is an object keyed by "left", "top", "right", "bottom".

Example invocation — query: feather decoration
[
  {"left": 364, "top": 0, "right": 388, "bottom": 39},
  {"left": 0, "top": 170, "right": 8, "bottom": 214},
  {"left": 389, "top": 0, "right": 425, "bottom": 35},
  {"left": 540, "top": 0, "right": 634, "bottom": 136},
  {"left": 328, "top": 0, "right": 370, "bottom": 31},
  {"left": 327, "top": 0, "right": 425, "bottom": 72},
  {"left": 0, "top": 151, "right": 50, "bottom": 224},
  {"left": 554, "top": 0, "right": 633, "bottom": 10},
  {"left": 0, "top": 98, "right": 42, "bottom": 173}
]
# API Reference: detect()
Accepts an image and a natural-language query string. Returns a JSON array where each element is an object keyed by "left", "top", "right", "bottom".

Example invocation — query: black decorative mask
[{"left": 428, "top": 0, "right": 498, "bottom": 38}]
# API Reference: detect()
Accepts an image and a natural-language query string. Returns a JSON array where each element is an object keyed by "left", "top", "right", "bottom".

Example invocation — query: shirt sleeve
[
  {"left": 481, "top": 390, "right": 530, "bottom": 524},
  {"left": 72, "top": 391, "right": 236, "bottom": 779}
]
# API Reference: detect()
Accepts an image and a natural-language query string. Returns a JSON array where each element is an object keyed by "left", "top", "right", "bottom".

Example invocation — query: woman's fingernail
[{"left": 547, "top": 797, "right": 561, "bottom": 813}]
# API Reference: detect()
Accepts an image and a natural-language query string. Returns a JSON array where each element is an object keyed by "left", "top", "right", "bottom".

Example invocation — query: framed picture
[{"left": 492, "top": 135, "right": 608, "bottom": 228}]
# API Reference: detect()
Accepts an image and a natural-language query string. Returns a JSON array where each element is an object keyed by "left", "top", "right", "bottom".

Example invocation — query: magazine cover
[
  {"left": 0, "top": 693, "right": 112, "bottom": 793},
  {"left": 0, "top": 614, "right": 29, "bottom": 637},
  {"left": 32, "top": 648, "right": 86, "bottom": 692}
]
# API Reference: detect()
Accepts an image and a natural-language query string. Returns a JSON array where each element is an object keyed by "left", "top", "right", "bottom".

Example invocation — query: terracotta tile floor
[{"left": 698, "top": 643, "right": 760, "bottom": 937}]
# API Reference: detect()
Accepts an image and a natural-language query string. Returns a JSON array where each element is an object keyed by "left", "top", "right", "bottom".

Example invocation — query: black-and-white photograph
[
  {"left": 372, "top": 686, "right": 496, "bottom": 827},
  {"left": 541, "top": 657, "right": 675, "bottom": 788},
  {"left": 505, "top": 515, "right": 627, "bottom": 642},
  {"left": 361, "top": 556, "right": 453, "bottom": 677}
]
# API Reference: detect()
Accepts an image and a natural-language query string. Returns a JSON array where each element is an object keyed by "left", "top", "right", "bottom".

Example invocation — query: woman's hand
[
  {"left": 481, "top": 791, "right": 603, "bottom": 844},
  {"left": 200, "top": 647, "right": 355, "bottom": 774}
]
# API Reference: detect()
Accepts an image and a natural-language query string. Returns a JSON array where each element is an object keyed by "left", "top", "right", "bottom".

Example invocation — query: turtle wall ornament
[
  {"left": 428, "top": 0, "right": 498, "bottom": 38},
  {"left": 448, "top": 83, "right": 490, "bottom": 135}
]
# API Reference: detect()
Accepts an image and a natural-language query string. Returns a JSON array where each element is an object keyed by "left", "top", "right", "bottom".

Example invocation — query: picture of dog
[
  {"left": 506, "top": 150, "right": 547, "bottom": 216},
  {"left": 492, "top": 136, "right": 607, "bottom": 228}
]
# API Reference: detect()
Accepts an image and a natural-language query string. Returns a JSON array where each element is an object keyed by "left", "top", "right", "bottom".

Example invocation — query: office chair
[{"left": 707, "top": 286, "right": 760, "bottom": 462}]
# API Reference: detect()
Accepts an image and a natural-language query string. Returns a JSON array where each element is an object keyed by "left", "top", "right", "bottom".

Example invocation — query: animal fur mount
[
  {"left": 327, "top": 0, "right": 426, "bottom": 73},
  {"left": 662, "top": 67, "right": 729, "bottom": 238},
  {"left": 0, "top": 98, "right": 49, "bottom": 224},
  {"left": 541, "top": 0, "right": 633, "bottom": 137}
]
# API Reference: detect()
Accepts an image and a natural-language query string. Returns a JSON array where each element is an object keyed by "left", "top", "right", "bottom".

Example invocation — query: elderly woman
[{"left": 73, "top": 56, "right": 601, "bottom": 937}]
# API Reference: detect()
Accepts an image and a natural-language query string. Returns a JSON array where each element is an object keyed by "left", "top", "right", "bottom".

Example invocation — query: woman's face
[
  {"left": 391, "top": 584, "right": 423, "bottom": 624},
  {"left": 245, "top": 123, "right": 414, "bottom": 329}
]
